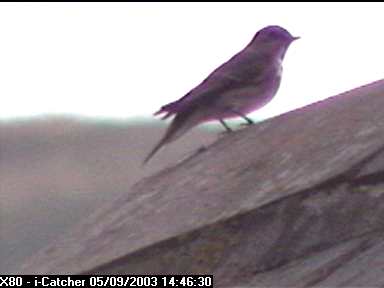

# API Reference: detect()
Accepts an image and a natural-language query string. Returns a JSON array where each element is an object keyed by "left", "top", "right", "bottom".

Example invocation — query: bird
[{"left": 143, "top": 25, "right": 299, "bottom": 164}]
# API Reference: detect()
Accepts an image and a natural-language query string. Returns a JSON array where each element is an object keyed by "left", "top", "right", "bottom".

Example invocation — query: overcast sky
[{"left": 0, "top": 2, "right": 383, "bottom": 121}]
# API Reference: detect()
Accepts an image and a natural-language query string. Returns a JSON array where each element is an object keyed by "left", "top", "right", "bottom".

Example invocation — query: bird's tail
[
  {"left": 142, "top": 134, "right": 169, "bottom": 165},
  {"left": 143, "top": 109, "right": 200, "bottom": 165},
  {"left": 154, "top": 91, "right": 192, "bottom": 119},
  {"left": 154, "top": 100, "right": 180, "bottom": 120}
]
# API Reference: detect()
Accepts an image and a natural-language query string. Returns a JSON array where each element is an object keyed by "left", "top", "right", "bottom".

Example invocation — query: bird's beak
[{"left": 292, "top": 36, "right": 300, "bottom": 41}]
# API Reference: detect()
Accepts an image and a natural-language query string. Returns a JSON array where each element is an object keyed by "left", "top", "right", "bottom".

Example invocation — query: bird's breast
[{"left": 216, "top": 68, "right": 282, "bottom": 118}]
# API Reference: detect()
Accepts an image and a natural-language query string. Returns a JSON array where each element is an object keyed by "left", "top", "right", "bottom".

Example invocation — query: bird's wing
[{"left": 154, "top": 49, "right": 270, "bottom": 118}]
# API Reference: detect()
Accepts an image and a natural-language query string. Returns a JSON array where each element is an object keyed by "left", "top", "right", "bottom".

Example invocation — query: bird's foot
[{"left": 240, "top": 121, "right": 255, "bottom": 128}]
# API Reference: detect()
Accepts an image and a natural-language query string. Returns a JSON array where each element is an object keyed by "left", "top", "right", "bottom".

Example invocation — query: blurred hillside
[{"left": 0, "top": 116, "right": 217, "bottom": 273}]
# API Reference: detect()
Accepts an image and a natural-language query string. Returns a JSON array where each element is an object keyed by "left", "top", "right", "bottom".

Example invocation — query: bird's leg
[
  {"left": 242, "top": 115, "right": 254, "bottom": 125},
  {"left": 219, "top": 119, "right": 232, "bottom": 133},
  {"left": 228, "top": 109, "right": 254, "bottom": 126}
]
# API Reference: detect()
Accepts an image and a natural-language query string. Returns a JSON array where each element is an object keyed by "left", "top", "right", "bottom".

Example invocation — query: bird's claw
[{"left": 240, "top": 122, "right": 254, "bottom": 128}]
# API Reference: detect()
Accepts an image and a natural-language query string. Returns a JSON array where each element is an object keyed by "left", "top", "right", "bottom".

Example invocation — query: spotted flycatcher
[{"left": 144, "top": 25, "right": 299, "bottom": 164}]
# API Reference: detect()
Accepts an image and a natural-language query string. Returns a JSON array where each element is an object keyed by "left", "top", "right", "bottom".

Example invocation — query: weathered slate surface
[{"left": 20, "top": 80, "right": 384, "bottom": 287}]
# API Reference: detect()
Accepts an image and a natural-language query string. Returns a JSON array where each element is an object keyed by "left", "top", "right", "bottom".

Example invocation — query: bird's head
[{"left": 249, "top": 25, "right": 299, "bottom": 59}]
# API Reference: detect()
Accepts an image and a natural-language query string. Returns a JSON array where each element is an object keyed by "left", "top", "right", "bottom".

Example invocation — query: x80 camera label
[{"left": 0, "top": 275, "right": 213, "bottom": 288}]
